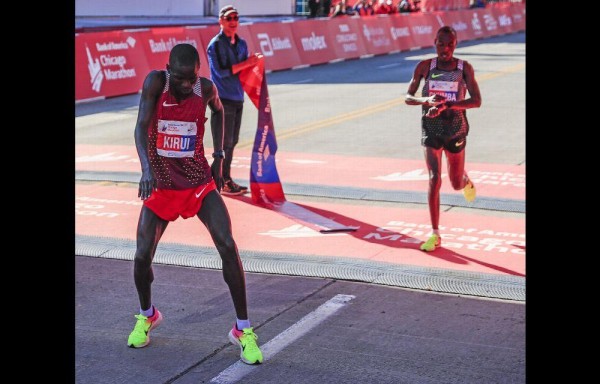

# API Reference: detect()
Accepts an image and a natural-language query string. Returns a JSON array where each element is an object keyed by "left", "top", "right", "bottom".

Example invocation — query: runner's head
[
  {"left": 167, "top": 44, "right": 200, "bottom": 97},
  {"left": 434, "top": 26, "right": 458, "bottom": 63}
]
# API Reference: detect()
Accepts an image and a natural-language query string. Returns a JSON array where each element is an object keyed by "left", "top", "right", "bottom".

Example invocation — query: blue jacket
[{"left": 206, "top": 31, "right": 249, "bottom": 102}]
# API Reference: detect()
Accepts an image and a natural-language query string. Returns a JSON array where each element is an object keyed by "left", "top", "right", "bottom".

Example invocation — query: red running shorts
[{"left": 143, "top": 180, "right": 217, "bottom": 221}]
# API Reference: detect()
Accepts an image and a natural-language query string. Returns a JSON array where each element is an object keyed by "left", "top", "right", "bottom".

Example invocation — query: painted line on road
[
  {"left": 210, "top": 294, "right": 356, "bottom": 384},
  {"left": 377, "top": 62, "right": 403, "bottom": 69},
  {"left": 289, "top": 78, "right": 313, "bottom": 84}
]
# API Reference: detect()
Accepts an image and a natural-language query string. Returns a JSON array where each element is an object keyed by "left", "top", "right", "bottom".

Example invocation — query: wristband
[{"left": 212, "top": 150, "right": 225, "bottom": 159}]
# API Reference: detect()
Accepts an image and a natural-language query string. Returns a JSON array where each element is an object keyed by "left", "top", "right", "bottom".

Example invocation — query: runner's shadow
[{"left": 226, "top": 195, "right": 524, "bottom": 277}]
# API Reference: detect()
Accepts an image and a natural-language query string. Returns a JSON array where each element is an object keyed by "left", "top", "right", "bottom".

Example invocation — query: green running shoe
[
  {"left": 228, "top": 326, "right": 264, "bottom": 364},
  {"left": 463, "top": 181, "right": 476, "bottom": 203},
  {"left": 420, "top": 234, "right": 441, "bottom": 252},
  {"left": 127, "top": 308, "right": 163, "bottom": 348}
]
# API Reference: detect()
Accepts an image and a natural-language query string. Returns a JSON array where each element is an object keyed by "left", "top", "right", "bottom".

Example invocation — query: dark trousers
[{"left": 220, "top": 99, "right": 244, "bottom": 181}]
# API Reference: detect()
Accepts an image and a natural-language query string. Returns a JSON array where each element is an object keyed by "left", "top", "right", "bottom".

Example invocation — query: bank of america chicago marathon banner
[{"left": 239, "top": 61, "right": 357, "bottom": 233}]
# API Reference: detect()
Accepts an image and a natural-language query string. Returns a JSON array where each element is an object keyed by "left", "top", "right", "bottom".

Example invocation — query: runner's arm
[
  {"left": 405, "top": 60, "right": 446, "bottom": 106},
  {"left": 442, "top": 61, "right": 482, "bottom": 110},
  {"left": 202, "top": 77, "right": 225, "bottom": 191},
  {"left": 134, "top": 70, "right": 164, "bottom": 200}
]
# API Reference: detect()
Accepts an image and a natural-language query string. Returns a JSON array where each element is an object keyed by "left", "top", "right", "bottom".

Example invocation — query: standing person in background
[
  {"left": 354, "top": 0, "right": 375, "bottom": 16},
  {"left": 321, "top": 0, "right": 332, "bottom": 16},
  {"left": 308, "top": 0, "right": 320, "bottom": 17},
  {"left": 404, "top": 26, "right": 481, "bottom": 252},
  {"left": 207, "top": 5, "right": 264, "bottom": 195},
  {"left": 128, "top": 43, "right": 263, "bottom": 365}
]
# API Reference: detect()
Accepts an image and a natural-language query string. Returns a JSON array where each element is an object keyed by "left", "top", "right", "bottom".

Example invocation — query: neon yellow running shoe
[
  {"left": 228, "top": 326, "right": 264, "bottom": 364},
  {"left": 127, "top": 308, "right": 163, "bottom": 348},
  {"left": 463, "top": 181, "right": 476, "bottom": 203},
  {"left": 420, "top": 234, "right": 441, "bottom": 252}
]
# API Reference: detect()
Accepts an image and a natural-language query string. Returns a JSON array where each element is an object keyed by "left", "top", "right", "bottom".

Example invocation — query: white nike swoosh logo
[
  {"left": 163, "top": 101, "right": 178, "bottom": 107},
  {"left": 195, "top": 185, "right": 208, "bottom": 198},
  {"left": 455, "top": 140, "right": 464, "bottom": 147},
  {"left": 431, "top": 73, "right": 444, "bottom": 78}
]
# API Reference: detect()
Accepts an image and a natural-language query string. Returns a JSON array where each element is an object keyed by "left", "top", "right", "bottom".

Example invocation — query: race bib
[
  {"left": 428, "top": 80, "right": 459, "bottom": 102},
  {"left": 156, "top": 119, "right": 197, "bottom": 158}
]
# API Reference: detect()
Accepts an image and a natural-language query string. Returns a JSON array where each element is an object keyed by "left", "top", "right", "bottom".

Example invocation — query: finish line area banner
[{"left": 239, "top": 62, "right": 357, "bottom": 233}]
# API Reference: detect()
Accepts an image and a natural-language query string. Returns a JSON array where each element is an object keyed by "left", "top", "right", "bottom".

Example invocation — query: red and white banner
[
  {"left": 289, "top": 19, "right": 340, "bottom": 65},
  {"left": 76, "top": 4, "right": 525, "bottom": 101},
  {"left": 75, "top": 30, "right": 152, "bottom": 101},
  {"left": 245, "top": 22, "right": 303, "bottom": 71},
  {"left": 141, "top": 27, "right": 210, "bottom": 78}
]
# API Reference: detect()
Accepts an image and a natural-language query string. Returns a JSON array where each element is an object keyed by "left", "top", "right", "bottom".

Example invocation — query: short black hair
[
  {"left": 436, "top": 26, "right": 457, "bottom": 40},
  {"left": 169, "top": 43, "right": 200, "bottom": 67}
]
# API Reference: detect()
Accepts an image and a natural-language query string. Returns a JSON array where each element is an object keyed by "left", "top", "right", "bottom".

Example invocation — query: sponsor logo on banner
[
  {"left": 255, "top": 124, "right": 271, "bottom": 177},
  {"left": 411, "top": 25, "right": 433, "bottom": 35},
  {"left": 257, "top": 33, "right": 292, "bottom": 57},
  {"left": 95, "top": 40, "right": 132, "bottom": 51},
  {"left": 301, "top": 32, "right": 327, "bottom": 51},
  {"left": 436, "top": 15, "right": 444, "bottom": 27},
  {"left": 86, "top": 45, "right": 104, "bottom": 92},
  {"left": 498, "top": 15, "right": 512, "bottom": 27},
  {"left": 126, "top": 36, "right": 136, "bottom": 47},
  {"left": 336, "top": 24, "right": 359, "bottom": 52},
  {"left": 390, "top": 26, "right": 410, "bottom": 40},
  {"left": 471, "top": 13, "right": 483, "bottom": 34},
  {"left": 452, "top": 21, "right": 468, "bottom": 32},
  {"left": 362, "top": 24, "right": 390, "bottom": 47},
  {"left": 148, "top": 37, "right": 199, "bottom": 53},
  {"left": 85, "top": 39, "right": 138, "bottom": 93},
  {"left": 512, "top": 13, "right": 523, "bottom": 23},
  {"left": 483, "top": 14, "right": 498, "bottom": 31}
]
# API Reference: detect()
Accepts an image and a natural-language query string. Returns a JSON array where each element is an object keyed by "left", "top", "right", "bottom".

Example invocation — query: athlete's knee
[
  {"left": 449, "top": 177, "right": 464, "bottom": 190},
  {"left": 427, "top": 170, "right": 442, "bottom": 190},
  {"left": 133, "top": 250, "right": 153, "bottom": 270},
  {"left": 448, "top": 171, "right": 468, "bottom": 190},
  {"left": 214, "top": 231, "right": 236, "bottom": 256},
  {"left": 134, "top": 237, "right": 155, "bottom": 267}
]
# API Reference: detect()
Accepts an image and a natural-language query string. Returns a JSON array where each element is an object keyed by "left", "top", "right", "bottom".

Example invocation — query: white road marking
[
  {"left": 377, "top": 63, "right": 402, "bottom": 69},
  {"left": 289, "top": 78, "right": 313, "bottom": 84},
  {"left": 210, "top": 294, "right": 356, "bottom": 384}
]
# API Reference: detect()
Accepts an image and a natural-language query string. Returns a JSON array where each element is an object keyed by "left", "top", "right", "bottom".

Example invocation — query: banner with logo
[
  {"left": 75, "top": 30, "right": 151, "bottom": 101},
  {"left": 141, "top": 27, "right": 210, "bottom": 78},
  {"left": 239, "top": 59, "right": 285, "bottom": 203},
  {"left": 239, "top": 62, "right": 357, "bottom": 233},
  {"left": 289, "top": 19, "right": 338, "bottom": 65},
  {"left": 245, "top": 22, "right": 302, "bottom": 71},
  {"left": 324, "top": 17, "right": 369, "bottom": 59},
  {"left": 75, "top": 4, "right": 525, "bottom": 102},
  {"left": 359, "top": 16, "right": 396, "bottom": 56}
]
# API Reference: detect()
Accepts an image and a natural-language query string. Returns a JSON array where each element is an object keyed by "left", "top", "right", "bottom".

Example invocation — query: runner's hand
[
  {"left": 426, "top": 94, "right": 446, "bottom": 106},
  {"left": 425, "top": 103, "right": 447, "bottom": 118},
  {"left": 138, "top": 170, "right": 157, "bottom": 200}
]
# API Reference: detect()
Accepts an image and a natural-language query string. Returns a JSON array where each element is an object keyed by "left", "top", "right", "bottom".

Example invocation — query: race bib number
[
  {"left": 428, "top": 80, "right": 458, "bottom": 102},
  {"left": 156, "top": 119, "right": 197, "bottom": 158}
]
